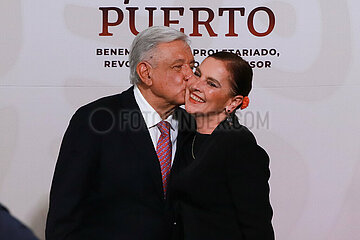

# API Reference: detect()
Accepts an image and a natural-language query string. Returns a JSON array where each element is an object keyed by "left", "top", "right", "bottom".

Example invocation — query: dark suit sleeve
[
  {"left": 46, "top": 108, "right": 100, "bottom": 240},
  {"left": 0, "top": 204, "right": 38, "bottom": 240},
  {"left": 226, "top": 142, "right": 275, "bottom": 240}
]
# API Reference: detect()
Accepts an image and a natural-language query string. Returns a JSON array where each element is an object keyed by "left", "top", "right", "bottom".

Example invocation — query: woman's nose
[{"left": 188, "top": 75, "right": 202, "bottom": 90}]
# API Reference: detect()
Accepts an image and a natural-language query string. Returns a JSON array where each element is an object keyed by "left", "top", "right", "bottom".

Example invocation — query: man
[{"left": 46, "top": 26, "right": 195, "bottom": 240}]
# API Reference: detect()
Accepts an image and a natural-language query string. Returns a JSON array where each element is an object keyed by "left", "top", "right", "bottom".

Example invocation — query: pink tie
[{"left": 156, "top": 121, "right": 172, "bottom": 196}]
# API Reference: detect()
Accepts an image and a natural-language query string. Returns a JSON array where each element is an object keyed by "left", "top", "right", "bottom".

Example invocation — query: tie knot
[{"left": 157, "top": 120, "right": 171, "bottom": 135}]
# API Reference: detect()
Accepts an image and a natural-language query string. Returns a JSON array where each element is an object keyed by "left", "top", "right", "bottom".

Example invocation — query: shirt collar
[{"left": 133, "top": 85, "right": 177, "bottom": 130}]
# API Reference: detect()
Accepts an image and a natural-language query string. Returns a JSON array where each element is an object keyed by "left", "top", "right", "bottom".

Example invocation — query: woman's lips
[{"left": 189, "top": 92, "right": 205, "bottom": 103}]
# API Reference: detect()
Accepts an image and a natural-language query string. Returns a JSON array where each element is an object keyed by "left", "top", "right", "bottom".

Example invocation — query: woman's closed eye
[{"left": 207, "top": 80, "right": 219, "bottom": 88}]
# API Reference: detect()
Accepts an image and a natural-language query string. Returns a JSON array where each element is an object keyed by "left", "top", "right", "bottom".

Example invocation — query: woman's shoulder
[
  {"left": 215, "top": 118, "right": 270, "bottom": 161},
  {"left": 232, "top": 123, "right": 257, "bottom": 143},
  {"left": 215, "top": 118, "right": 257, "bottom": 145}
]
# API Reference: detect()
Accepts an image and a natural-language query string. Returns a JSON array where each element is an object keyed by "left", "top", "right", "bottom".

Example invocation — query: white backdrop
[{"left": 1, "top": 0, "right": 359, "bottom": 239}]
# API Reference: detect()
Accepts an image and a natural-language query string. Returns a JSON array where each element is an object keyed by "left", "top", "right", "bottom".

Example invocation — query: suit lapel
[
  {"left": 168, "top": 109, "right": 196, "bottom": 196},
  {"left": 119, "top": 87, "right": 165, "bottom": 199},
  {"left": 172, "top": 108, "right": 196, "bottom": 164},
  {"left": 119, "top": 89, "right": 196, "bottom": 200}
]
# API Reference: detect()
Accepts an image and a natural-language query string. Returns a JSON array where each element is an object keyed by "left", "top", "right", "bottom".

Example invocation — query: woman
[{"left": 171, "top": 52, "right": 274, "bottom": 240}]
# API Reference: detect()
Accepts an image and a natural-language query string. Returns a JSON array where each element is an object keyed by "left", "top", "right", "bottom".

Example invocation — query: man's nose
[{"left": 183, "top": 65, "right": 194, "bottom": 81}]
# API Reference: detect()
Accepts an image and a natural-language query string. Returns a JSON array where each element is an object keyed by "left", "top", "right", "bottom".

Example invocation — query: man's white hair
[{"left": 129, "top": 26, "right": 190, "bottom": 85}]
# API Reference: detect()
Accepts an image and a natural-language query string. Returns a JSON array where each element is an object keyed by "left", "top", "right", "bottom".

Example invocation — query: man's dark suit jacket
[{"left": 46, "top": 86, "right": 193, "bottom": 240}]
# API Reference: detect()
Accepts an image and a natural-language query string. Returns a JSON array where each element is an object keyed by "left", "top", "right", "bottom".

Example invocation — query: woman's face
[{"left": 185, "top": 57, "right": 242, "bottom": 118}]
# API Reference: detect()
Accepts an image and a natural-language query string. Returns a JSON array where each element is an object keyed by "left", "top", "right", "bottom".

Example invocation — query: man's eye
[
  {"left": 194, "top": 71, "right": 200, "bottom": 77},
  {"left": 172, "top": 65, "right": 182, "bottom": 70}
]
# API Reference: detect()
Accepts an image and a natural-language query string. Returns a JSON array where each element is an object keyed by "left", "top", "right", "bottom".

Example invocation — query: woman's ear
[
  {"left": 136, "top": 61, "right": 153, "bottom": 86},
  {"left": 226, "top": 95, "right": 243, "bottom": 113}
]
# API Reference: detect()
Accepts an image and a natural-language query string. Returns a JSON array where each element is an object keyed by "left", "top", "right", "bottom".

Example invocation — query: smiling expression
[{"left": 185, "top": 57, "right": 241, "bottom": 119}]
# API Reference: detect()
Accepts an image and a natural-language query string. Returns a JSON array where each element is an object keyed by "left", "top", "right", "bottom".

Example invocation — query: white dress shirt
[{"left": 133, "top": 85, "right": 179, "bottom": 165}]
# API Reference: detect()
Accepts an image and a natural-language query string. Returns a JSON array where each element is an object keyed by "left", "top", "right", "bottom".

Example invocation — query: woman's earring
[{"left": 225, "top": 108, "right": 233, "bottom": 126}]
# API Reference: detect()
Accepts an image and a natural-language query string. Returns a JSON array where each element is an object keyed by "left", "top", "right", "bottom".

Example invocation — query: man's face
[{"left": 148, "top": 40, "right": 195, "bottom": 107}]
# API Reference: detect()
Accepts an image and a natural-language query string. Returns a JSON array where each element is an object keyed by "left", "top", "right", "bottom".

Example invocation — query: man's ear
[
  {"left": 226, "top": 95, "right": 243, "bottom": 113},
  {"left": 136, "top": 61, "right": 153, "bottom": 86}
]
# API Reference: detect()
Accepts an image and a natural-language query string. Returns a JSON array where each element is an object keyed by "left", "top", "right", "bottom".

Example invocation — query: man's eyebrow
[
  {"left": 171, "top": 58, "right": 196, "bottom": 65},
  {"left": 170, "top": 59, "right": 185, "bottom": 65}
]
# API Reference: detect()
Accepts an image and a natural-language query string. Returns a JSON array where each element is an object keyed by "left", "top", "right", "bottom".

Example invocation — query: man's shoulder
[
  {"left": 65, "top": 87, "right": 136, "bottom": 133},
  {"left": 75, "top": 87, "right": 134, "bottom": 115}
]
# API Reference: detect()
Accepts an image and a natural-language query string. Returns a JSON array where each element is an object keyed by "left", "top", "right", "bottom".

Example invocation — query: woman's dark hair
[{"left": 208, "top": 51, "right": 253, "bottom": 97}]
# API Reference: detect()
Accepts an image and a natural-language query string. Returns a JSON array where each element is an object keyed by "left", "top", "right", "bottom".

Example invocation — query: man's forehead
[
  {"left": 155, "top": 42, "right": 193, "bottom": 62},
  {"left": 156, "top": 40, "right": 190, "bottom": 52}
]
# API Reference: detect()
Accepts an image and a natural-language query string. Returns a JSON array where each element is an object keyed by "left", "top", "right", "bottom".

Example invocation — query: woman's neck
[{"left": 194, "top": 113, "right": 226, "bottom": 134}]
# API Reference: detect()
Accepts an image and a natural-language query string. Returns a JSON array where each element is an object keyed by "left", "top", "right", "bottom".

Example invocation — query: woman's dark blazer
[{"left": 170, "top": 117, "right": 275, "bottom": 240}]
